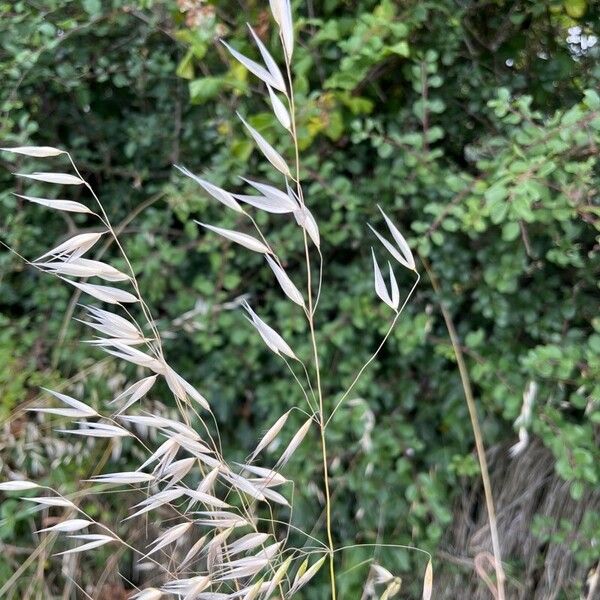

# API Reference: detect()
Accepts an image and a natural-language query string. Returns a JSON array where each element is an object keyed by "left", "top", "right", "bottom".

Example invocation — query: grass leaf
[
  {"left": 15, "top": 172, "right": 84, "bottom": 185},
  {"left": 238, "top": 113, "right": 290, "bottom": 176},
  {"left": 221, "top": 39, "right": 283, "bottom": 92},
  {"left": 2, "top": 145, "right": 65, "bottom": 157},
  {"left": 422, "top": 560, "right": 433, "bottom": 600},
  {"left": 65, "top": 280, "right": 138, "bottom": 304},
  {"left": 0, "top": 481, "right": 40, "bottom": 491},
  {"left": 197, "top": 221, "right": 270, "bottom": 254},
  {"left": 13, "top": 194, "right": 92, "bottom": 214},
  {"left": 175, "top": 165, "right": 242, "bottom": 213},
  {"left": 267, "top": 85, "right": 291, "bottom": 130},
  {"left": 249, "top": 410, "right": 291, "bottom": 461},
  {"left": 371, "top": 249, "right": 395, "bottom": 310},
  {"left": 36, "top": 232, "right": 105, "bottom": 262},
  {"left": 247, "top": 24, "right": 286, "bottom": 92}
]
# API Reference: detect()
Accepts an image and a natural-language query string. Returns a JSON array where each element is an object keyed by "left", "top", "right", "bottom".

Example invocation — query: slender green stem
[
  {"left": 326, "top": 273, "right": 420, "bottom": 427},
  {"left": 284, "top": 50, "right": 337, "bottom": 600},
  {"left": 67, "top": 154, "right": 163, "bottom": 356}
]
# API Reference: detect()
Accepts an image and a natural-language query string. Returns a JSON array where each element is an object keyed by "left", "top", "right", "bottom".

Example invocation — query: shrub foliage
[{"left": 0, "top": 0, "right": 598, "bottom": 597}]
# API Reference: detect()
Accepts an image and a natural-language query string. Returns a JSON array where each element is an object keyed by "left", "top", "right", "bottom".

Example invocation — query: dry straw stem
[{"left": 422, "top": 257, "right": 506, "bottom": 600}]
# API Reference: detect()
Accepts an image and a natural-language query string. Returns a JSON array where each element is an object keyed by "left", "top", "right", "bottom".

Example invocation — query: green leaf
[
  {"left": 564, "top": 0, "right": 587, "bottom": 18},
  {"left": 189, "top": 77, "right": 224, "bottom": 104},
  {"left": 570, "top": 481, "right": 584, "bottom": 500},
  {"left": 485, "top": 184, "right": 508, "bottom": 204},
  {"left": 501, "top": 222, "right": 520, "bottom": 241},
  {"left": 386, "top": 41, "right": 410, "bottom": 57},
  {"left": 82, "top": 0, "right": 101, "bottom": 16},
  {"left": 583, "top": 89, "right": 600, "bottom": 110},
  {"left": 177, "top": 49, "right": 195, "bottom": 80}
]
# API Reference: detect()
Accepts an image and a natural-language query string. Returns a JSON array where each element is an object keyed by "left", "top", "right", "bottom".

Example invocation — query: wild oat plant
[{"left": 1, "top": 2, "right": 430, "bottom": 598}]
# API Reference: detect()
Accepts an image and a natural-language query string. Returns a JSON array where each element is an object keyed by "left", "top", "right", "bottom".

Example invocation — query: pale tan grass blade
[
  {"left": 37, "top": 388, "right": 97, "bottom": 417},
  {"left": 247, "top": 24, "right": 286, "bottom": 92},
  {"left": 13, "top": 193, "right": 92, "bottom": 214},
  {"left": 221, "top": 471, "right": 266, "bottom": 502},
  {"left": 238, "top": 114, "right": 290, "bottom": 176},
  {"left": 2, "top": 145, "right": 65, "bottom": 157},
  {"left": 130, "top": 589, "right": 163, "bottom": 600},
  {"left": 197, "top": 221, "right": 270, "bottom": 254},
  {"left": 276, "top": 417, "right": 312, "bottom": 467},
  {"left": 197, "top": 467, "right": 220, "bottom": 493},
  {"left": 111, "top": 375, "right": 158, "bottom": 412},
  {"left": 164, "top": 364, "right": 188, "bottom": 401},
  {"left": 83, "top": 306, "right": 141, "bottom": 339},
  {"left": 15, "top": 172, "right": 83, "bottom": 185},
  {"left": 54, "top": 534, "right": 113, "bottom": 556},
  {"left": 70, "top": 258, "right": 129, "bottom": 282},
  {"left": 221, "top": 40, "right": 283, "bottom": 92},
  {"left": 23, "top": 496, "right": 74, "bottom": 508},
  {"left": 172, "top": 434, "right": 213, "bottom": 457},
  {"left": 163, "top": 365, "right": 210, "bottom": 410},
  {"left": 36, "top": 258, "right": 129, "bottom": 282},
  {"left": 290, "top": 554, "right": 327, "bottom": 594},
  {"left": 124, "top": 488, "right": 186, "bottom": 520},
  {"left": 146, "top": 522, "right": 192, "bottom": 557},
  {"left": 269, "top": 0, "right": 294, "bottom": 62},
  {"left": 57, "top": 421, "right": 131, "bottom": 438},
  {"left": 161, "top": 576, "right": 211, "bottom": 598},
  {"left": 102, "top": 344, "right": 163, "bottom": 371},
  {"left": 161, "top": 457, "right": 195, "bottom": 486},
  {"left": 243, "top": 301, "right": 297, "bottom": 359},
  {"left": 368, "top": 224, "right": 409, "bottom": 269},
  {"left": 267, "top": 85, "right": 291, "bottom": 130},
  {"left": 293, "top": 205, "right": 320, "bottom": 248},
  {"left": 260, "top": 486, "right": 290, "bottom": 506},
  {"left": 134, "top": 438, "right": 179, "bottom": 472},
  {"left": 371, "top": 249, "right": 395, "bottom": 310},
  {"left": 377, "top": 205, "right": 416, "bottom": 270},
  {"left": 237, "top": 463, "right": 287, "bottom": 486},
  {"left": 280, "top": 0, "right": 294, "bottom": 62},
  {"left": 241, "top": 177, "right": 297, "bottom": 210},
  {"left": 249, "top": 410, "right": 291, "bottom": 461},
  {"left": 226, "top": 532, "right": 270, "bottom": 557},
  {"left": 221, "top": 541, "right": 281, "bottom": 567},
  {"left": 38, "top": 519, "right": 92, "bottom": 533},
  {"left": 215, "top": 563, "right": 267, "bottom": 582},
  {"left": 64, "top": 280, "right": 138, "bottom": 304},
  {"left": 175, "top": 165, "right": 242, "bottom": 213},
  {"left": 235, "top": 193, "right": 292, "bottom": 214},
  {"left": 388, "top": 262, "right": 400, "bottom": 309},
  {"left": 371, "top": 564, "right": 394, "bottom": 584},
  {"left": 422, "top": 560, "right": 433, "bottom": 600},
  {"left": 0, "top": 481, "right": 39, "bottom": 491},
  {"left": 36, "top": 232, "right": 104, "bottom": 262},
  {"left": 182, "top": 488, "right": 230, "bottom": 509},
  {"left": 193, "top": 511, "right": 249, "bottom": 529},
  {"left": 88, "top": 472, "right": 155, "bottom": 485},
  {"left": 179, "top": 535, "right": 209, "bottom": 570}
]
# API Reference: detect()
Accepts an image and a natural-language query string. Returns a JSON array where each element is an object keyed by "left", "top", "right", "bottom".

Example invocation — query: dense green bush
[{"left": 1, "top": 0, "right": 598, "bottom": 597}]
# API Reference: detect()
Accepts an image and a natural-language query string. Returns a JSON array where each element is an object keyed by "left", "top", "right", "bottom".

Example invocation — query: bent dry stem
[{"left": 424, "top": 257, "right": 506, "bottom": 600}]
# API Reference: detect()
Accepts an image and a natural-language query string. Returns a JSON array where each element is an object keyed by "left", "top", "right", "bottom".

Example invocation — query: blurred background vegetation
[{"left": 0, "top": 0, "right": 598, "bottom": 598}]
